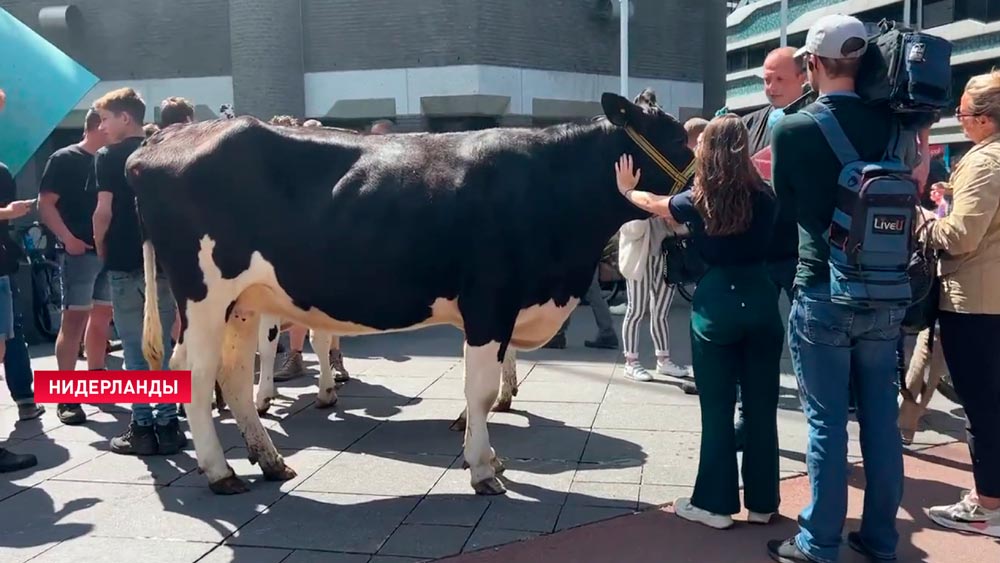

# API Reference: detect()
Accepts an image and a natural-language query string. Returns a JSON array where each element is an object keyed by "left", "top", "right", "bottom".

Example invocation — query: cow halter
[{"left": 624, "top": 125, "right": 696, "bottom": 195}]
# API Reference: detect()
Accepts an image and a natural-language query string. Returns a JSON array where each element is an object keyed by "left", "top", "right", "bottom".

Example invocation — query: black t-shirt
[
  {"left": 668, "top": 186, "right": 778, "bottom": 267},
  {"left": 743, "top": 105, "right": 774, "bottom": 157},
  {"left": 39, "top": 145, "right": 98, "bottom": 246},
  {"left": 90, "top": 136, "right": 144, "bottom": 273},
  {"left": 0, "top": 163, "right": 21, "bottom": 275}
]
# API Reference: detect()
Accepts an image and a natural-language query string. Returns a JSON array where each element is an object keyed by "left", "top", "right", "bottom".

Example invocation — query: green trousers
[{"left": 689, "top": 264, "right": 783, "bottom": 515}]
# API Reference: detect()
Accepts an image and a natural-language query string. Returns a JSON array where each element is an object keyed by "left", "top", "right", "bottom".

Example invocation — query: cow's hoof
[
  {"left": 247, "top": 451, "right": 259, "bottom": 465},
  {"left": 209, "top": 475, "right": 250, "bottom": 495},
  {"left": 334, "top": 373, "right": 350, "bottom": 383},
  {"left": 262, "top": 464, "right": 297, "bottom": 482},
  {"left": 449, "top": 415, "right": 467, "bottom": 432},
  {"left": 255, "top": 398, "right": 272, "bottom": 416},
  {"left": 462, "top": 457, "right": 506, "bottom": 475},
  {"left": 315, "top": 388, "right": 338, "bottom": 409},
  {"left": 511, "top": 387, "right": 518, "bottom": 397},
  {"left": 492, "top": 398, "right": 512, "bottom": 412},
  {"left": 472, "top": 477, "right": 507, "bottom": 496}
]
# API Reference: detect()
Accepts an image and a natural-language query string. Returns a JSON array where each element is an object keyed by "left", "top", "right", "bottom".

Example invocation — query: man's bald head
[{"left": 763, "top": 46, "right": 805, "bottom": 109}]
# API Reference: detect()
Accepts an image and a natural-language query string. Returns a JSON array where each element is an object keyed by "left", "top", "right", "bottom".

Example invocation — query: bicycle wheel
[{"left": 32, "top": 264, "right": 61, "bottom": 341}]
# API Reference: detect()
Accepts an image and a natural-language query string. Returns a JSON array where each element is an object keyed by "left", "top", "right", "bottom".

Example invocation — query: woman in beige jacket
[{"left": 925, "top": 70, "right": 1000, "bottom": 538}]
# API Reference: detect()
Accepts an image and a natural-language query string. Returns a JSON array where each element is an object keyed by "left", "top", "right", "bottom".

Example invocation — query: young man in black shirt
[
  {"left": 38, "top": 109, "right": 111, "bottom": 426},
  {"left": 90, "top": 87, "right": 182, "bottom": 456}
]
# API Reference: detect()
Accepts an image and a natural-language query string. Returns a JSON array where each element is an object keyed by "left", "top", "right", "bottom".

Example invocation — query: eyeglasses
[{"left": 955, "top": 107, "right": 982, "bottom": 119}]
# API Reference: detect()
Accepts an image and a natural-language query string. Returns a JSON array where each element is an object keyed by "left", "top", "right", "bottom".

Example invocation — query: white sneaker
[
  {"left": 609, "top": 303, "right": 628, "bottom": 316},
  {"left": 747, "top": 511, "right": 774, "bottom": 525},
  {"left": 673, "top": 497, "right": 733, "bottom": 530},
  {"left": 657, "top": 358, "right": 691, "bottom": 378},
  {"left": 624, "top": 363, "right": 653, "bottom": 382},
  {"left": 928, "top": 493, "right": 1000, "bottom": 538}
]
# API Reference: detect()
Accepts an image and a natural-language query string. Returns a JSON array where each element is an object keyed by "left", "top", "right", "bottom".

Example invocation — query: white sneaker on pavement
[
  {"left": 657, "top": 358, "right": 691, "bottom": 378},
  {"left": 673, "top": 497, "right": 734, "bottom": 530},
  {"left": 624, "top": 363, "right": 653, "bottom": 382},
  {"left": 928, "top": 492, "right": 1000, "bottom": 538}
]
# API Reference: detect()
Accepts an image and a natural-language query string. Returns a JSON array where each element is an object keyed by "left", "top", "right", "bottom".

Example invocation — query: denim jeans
[
  {"left": 108, "top": 269, "right": 177, "bottom": 426},
  {"left": 3, "top": 277, "right": 36, "bottom": 405},
  {"left": 788, "top": 286, "right": 905, "bottom": 563}
]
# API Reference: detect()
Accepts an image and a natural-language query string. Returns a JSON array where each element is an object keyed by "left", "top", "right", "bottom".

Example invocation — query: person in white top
[{"left": 617, "top": 217, "right": 689, "bottom": 381}]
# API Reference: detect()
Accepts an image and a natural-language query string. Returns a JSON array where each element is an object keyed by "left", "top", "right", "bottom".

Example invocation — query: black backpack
[{"left": 856, "top": 19, "right": 953, "bottom": 116}]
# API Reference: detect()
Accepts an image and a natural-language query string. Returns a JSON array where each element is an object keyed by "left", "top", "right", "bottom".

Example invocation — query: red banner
[{"left": 34, "top": 371, "right": 192, "bottom": 403}]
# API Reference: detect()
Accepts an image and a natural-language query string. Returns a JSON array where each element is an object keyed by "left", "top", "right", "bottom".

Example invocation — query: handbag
[
  {"left": 661, "top": 232, "right": 707, "bottom": 286},
  {"left": 901, "top": 214, "right": 940, "bottom": 334}
]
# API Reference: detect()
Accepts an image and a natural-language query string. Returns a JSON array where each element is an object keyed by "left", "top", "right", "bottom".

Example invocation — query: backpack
[
  {"left": 856, "top": 19, "right": 953, "bottom": 116},
  {"left": 800, "top": 98, "right": 920, "bottom": 310}
]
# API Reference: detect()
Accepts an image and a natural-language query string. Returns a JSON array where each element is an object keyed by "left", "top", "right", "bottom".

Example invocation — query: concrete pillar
[
  {"left": 229, "top": 0, "right": 305, "bottom": 120},
  {"left": 701, "top": 0, "right": 728, "bottom": 117}
]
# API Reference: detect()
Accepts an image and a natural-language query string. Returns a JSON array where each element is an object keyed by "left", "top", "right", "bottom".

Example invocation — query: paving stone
[
  {"left": 514, "top": 380, "right": 609, "bottom": 404},
  {"left": 432, "top": 458, "right": 577, "bottom": 505},
  {"left": 572, "top": 461, "right": 643, "bottom": 484},
  {"left": 281, "top": 550, "right": 370, "bottom": 563},
  {"left": 418, "top": 378, "right": 465, "bottom": 400},
  {"left": 0, "top": 544, "right": 58, "bottom": 563},
  {"left": 357, "top": 398, "right": 467, "bottom": 423},
  {"left": 488, "top": 425, "right": 590, "bottom": 462},
  {"left": 0, "top": 404, "right": 71, "bottom": 440},
  {"left": 525, "top": 363, "right": 616, "bottom": 381},
  {"left": 488, "top": 402, "right": 600, "bottom": 429},
  {"left": 592, "top": 403, "right": 702, "bottom": 432},
  {"left": 640, "top": 462, "right": 700, "bottom": 487},
  {"left": 229, "top": 492, "right": 419, "bottom": 553},
  {"left": 83, "top": 483, "right": 279, "bottom": 542},
  {"left": 337, "top": 376, "right": 439, "bottom": 400},
  {"left": 368, "top": 557, "right": 428, "bottom": 563},
  {"left": 638, "top": 484, "right": 694, "bottom": 508},
  {"left": 404, "top": 496, "right": 490, "bottom": 527},
  {"left": 172, "top": 447, "right": 336, "bottom": 491},
  {"left": 363, "top": 359, "right": 461, "bottom": 378},
  {"left": 51, "top": 448, "right": 198, "bottom": 486},
  {"left": 0, "top": 480, "right": 154, "bottom": 548},
  {"left": 346, "top": 420, "right": 463, "bottom": 456},
  {"left": 30, "top": 408, "right": 132, "bottom": 443},
  {"left": 477, "top": 500, "right": 561, "bottom": 533},
  {"left": 602, "top": 378, "right": 701, "bottom": 405},
  {"left": 378, "top": 523, "right": 472, "bottom": 558},
  {"left": 28, "top": 536, "right": 215, "bottom": 563},
  {"left": 0, "top": 441, "right": 107, "bottom": 491},
  {"left": 270, "top": 413, "right": 380, "bottom": 451},
  {"left": 582, "top": 428, "right": 698, "bottom": 465},
  {"left": 554, "top": 504, "right": 635, "bottom": 531},
  {"left": 296, "top": 452, "right": 453, "bottom": 496},
  {"left": 196, "top": 545, "right": 293, "bottom": 563},
  {"left": 566, "top": 481, "right": 639, "bottom": 509},
  {"left": 462, "top": 528, "right": 540, "bottom": 553}
]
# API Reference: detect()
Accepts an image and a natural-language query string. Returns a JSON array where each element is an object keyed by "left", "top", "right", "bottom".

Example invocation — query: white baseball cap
[{"left": 795, "top": 14, "right": 869, "bottom": 60}]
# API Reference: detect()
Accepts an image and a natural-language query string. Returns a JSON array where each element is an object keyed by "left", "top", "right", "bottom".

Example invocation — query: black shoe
[
  {"left": 0, "top": 448, "right": 38, "bottom": 473},
  {"left": 543, "top": 333, "right": 567, "bottom": 349},
  {"left": 18, "top": 403, "right": 45, "bottom": 421},
  {"left": 584, "top": 334, "right": 619, "bottom": 350},
  {"left": 154, "top": 419, "right": 186, "bottom": 455},
  {"left": 110, "top": 422, "right": 159, "bottom": 456},
  {"left": 767, "top": 538, "right": 812, "bottom": 562},
  {"left": 682, "top": 381, "right": 699, "bottom": 395},
  {"left": 57, "top": 403, "right": 87, "bottom": 425},
  {"left": 847, "top": 532, "right": 896, "bottom": 561}
]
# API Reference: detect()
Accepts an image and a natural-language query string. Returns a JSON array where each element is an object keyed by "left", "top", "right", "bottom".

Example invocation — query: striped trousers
[{"left": 622, "top": 251, "right": 675, "bottom": 359}]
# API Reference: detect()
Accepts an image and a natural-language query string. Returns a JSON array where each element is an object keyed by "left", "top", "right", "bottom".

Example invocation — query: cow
[
  {"left": 127, "top": 88, "right": 695, "bottom": 496},
  {"left": 254, "top": 316, "right": 346, "bottom": 414}
]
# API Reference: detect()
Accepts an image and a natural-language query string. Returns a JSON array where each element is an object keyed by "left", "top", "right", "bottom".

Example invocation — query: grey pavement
[{"left": 0, "top": 298, "right": 965, "bottom": 563}]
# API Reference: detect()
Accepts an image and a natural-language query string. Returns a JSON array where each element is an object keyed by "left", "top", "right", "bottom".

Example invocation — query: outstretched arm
[{"left": 615, "top": 154, "right": 682, "bottom": 227}]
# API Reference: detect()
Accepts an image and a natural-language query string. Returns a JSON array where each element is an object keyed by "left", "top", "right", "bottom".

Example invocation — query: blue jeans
[
  {"left": 108, "top": 269, "right": 177, "bottom": 426},
  {"left": 2, "top": 277, "right": 36, "bottom": 405},
  {"left": 788, "top": 286, "right": 905, "bottom": 563}
]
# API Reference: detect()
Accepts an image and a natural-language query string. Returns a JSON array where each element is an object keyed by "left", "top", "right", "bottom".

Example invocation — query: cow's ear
[{"left": 601, "top": 93, "right": 638, "bottom": 127}]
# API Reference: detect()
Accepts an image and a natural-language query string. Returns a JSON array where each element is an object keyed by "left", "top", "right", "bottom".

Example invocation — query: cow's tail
[{"left": 141, "top": 240, "right": 164, "bottom": 371}]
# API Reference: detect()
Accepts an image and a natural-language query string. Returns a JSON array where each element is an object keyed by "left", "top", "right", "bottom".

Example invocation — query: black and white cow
[{"left": 127, "top": 89, "right": 694, "bottom": 496}]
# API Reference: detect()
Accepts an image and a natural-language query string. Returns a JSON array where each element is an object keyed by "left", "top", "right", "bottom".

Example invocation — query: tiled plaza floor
[{"left": 0, "top": 300, "right": 968, "bottom": 562}]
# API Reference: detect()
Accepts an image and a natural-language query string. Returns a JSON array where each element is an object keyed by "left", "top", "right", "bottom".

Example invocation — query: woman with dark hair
[{"left": 615, "top": 114, "right": 782, "bottom": 529}]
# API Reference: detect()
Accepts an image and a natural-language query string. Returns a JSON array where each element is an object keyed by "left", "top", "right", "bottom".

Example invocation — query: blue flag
[{"left": 0, "top": 8, "right": 99, "bottom": 175}]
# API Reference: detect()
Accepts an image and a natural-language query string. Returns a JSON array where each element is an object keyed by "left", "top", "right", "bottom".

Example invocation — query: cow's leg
[
  {"left": 220, "top": 307, "right": 295, "bottom": 482},
  {"left": 255, "top": 315, "right": 280, "bottom": 415},
  {"left": 450, "top": 346, "right": 518, "bottom": 430},
  {"left": 462, "top": 340, "right": 506, "bottom": 495},
  {"left": 311, "top": 330, "right": 339, "bottom": 408},
  {"left": 494, "top": 347, "right": 518, "bottom": 412},
  {"left": 329, "top": 335, "right": 350, "bottom": 383},
  {"left": 182, "top": 309, "right": 245, "bottom": 494}
]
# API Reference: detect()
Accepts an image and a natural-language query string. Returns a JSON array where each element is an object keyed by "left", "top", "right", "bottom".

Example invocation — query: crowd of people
[
  {"left": 1, "top": 12, "right": 999, "bottom": 560},
  {"left": 609, "top": 12, "right": 1000, "bottom": 561}
]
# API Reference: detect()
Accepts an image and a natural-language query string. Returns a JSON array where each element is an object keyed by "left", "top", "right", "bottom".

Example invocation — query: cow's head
[{"left": 601, "top": 88, "right": 694, "bottom": 196}]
